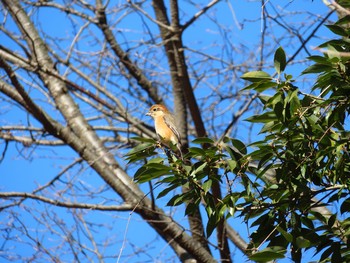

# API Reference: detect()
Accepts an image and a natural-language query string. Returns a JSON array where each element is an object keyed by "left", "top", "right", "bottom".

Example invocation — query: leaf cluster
[
  {"left": 240, "top": 19, "right": 350, "bottom": 261},
  {"left": 126, "top": 17, "right": 350, "bottom": 263}
]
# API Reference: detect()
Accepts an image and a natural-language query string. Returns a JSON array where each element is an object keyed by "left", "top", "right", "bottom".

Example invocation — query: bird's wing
[{"left": 163, "top": 114, "right": 181, "bottom": 146}]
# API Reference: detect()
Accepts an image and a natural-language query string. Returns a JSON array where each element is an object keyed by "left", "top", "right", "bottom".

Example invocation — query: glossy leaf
[
  {"left": 188, "top": 147, "right": 207, "bottom": 157},
  {"left": 340, "top": 199, "right": 350, "bottom": 214},
  {"left": 277, "top": 226, "right": 293, "bottom": 242},
  {"left": 249, "top": 247, "right": 286, "bottom": 261},
  {"left": 157, "top": 184, "right": 179, "bottom": 199},
  {"left": 134, "top": 163, "right": 172, "bottom": 183},
  {"left": 274, "top": 46, "right": 287, "bottom": 74},
  {"left": 326, "top": 24, "right": 349, "bottom": 37},
  {"left": 246, "top": 111, "right": 277, "bottom": 123},
  {"left": 241, "top": 71, "right": 272, "bottom": 82},
  {"left": 206, "top": 213, "right": 218, "bottom": 237},
  {"left": 190, "top": 162, "right": 207, "bottom": 176},
  {"left": 167, "top": 194, "right": 186, "bottom": 206},
  {"left": 230, "top": 139, "right": 247, "bottom": 155},
  {"left": 202, "top": 179, "right": 213, "bottom": 193},
  {"left": 302, "top": 64, "right": 333, "bottom": 74},
  {"left": 296, "top": 236, "right": 311, "bottom": 248},
  {"left": 192, "top": 137, "right": 215, "bottom": 144}
]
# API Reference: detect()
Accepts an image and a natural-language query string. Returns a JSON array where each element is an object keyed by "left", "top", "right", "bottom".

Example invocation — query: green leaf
[
  {"left": 202, "top": 179, "right": 212, "bottom": 193},
  {"left": 258, "top": 94, "right": 272, "bottom": 104},
  {"left": 134, "top": 162, "right": 172, "bottom": 183},
  {"left": 260, "top": 121, "right": 282, "bottom": 133},
  {"left": 192, "top": 137, "right": 214, "bottom": 145},
  {"left": 250, "top": 81, "right": 277, "bottom": 92},
  {"left": 273, "top": 102, "right": 284, "bottom": 122},
  {"left": 296, "top": 236, "right": 311, "bottom": 248},
  {"left": 320, "top": 245, "right": 333, "bottom": 262},
  {"left": 190, "top": 162, "right": 207, "bottom": 176},
  {"left": 328, "top": 214, "right": 337, "bottom": 228},
  {"left": 318, "top": 39, "right": 350, "bottom": 49},
  {"left": 157, "top": 184, "right": 179, "bottom": 198},
  {"left": 249, "top": 247, "right": 286, "bottom": 261},
  {"left": 274, "top": 47, "right": 287, "bottom": 74},
  {"left": 188, "top": 147, "right": 207, "bottom": 157},
  {"left": 125, "top": 142, "right": 154, "bottom": 155},
  {"left": 269, "top": 184, "right": 278, "bottom": 190},
  {"left": 340, "top": 199, "right": 350, "bottom": 214},
  {"left": 206, "top": 213, "right": 218, "bottom": 237},
  {"left": 125, "top": 141, "right": 157, "bottom": 162},
  {"left": 167, "top": 194, "right": 185, "bottom": 206},
  {"left": 326, "top": 24, "right": 349, "bottom": 37},
  {"left": 277, "top": 226, "right": 293, "bottom": 242},
  {"left": 226, "top": 159, "right": 237, "bottom": 172},
  {"left": 266, "top": 91, "right": 283, "bottom": 108},
  {"left": 245, "top": 111, "right": 277, "bottom": 123},
  {"left": 147, "top": 157, "right": 165, "bottom": 164},
  {"left": 185, "top": 202, "right": 199, "bottom": 216},
  {"left": 251, "top": 213, "right": 269, "bottom": 227},
  {"left": 331, "top": 243, "right": 342, "bottom": 263},
  {"left": 241, "top": 71, "right": 272, "bottom": 82},
  {"left": 326, "top": 45, "right": 341, "bottom": 60},
  {"left": 301, "top": 216, "right": 315, "bottom": 230},
  {"left": 287, "top": 89, "right": 301, "bottom": 116},
  {"left": 307, "top": 55, "right": 332, "bottom": 65},
  {"left": 230, "top": 139, "right": 247, "bottom": 155},
  {"left": 335, "top": 15, "right": 350, "bottom": 26},
  {"left": 257, "top": 152, "right": 274, "bottom": 169},
  {"left": 302, "top": 64, "right": 333, "bottom": 74}
]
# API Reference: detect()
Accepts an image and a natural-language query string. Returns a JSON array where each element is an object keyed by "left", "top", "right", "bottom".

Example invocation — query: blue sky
[{"left": 0, "top": 1, "right": 341, "bottom": 262}]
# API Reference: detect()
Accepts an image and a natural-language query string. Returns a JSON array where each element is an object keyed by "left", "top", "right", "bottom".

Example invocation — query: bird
[{"left": 146, "top": 104, "right": 183, "bottom": 159}]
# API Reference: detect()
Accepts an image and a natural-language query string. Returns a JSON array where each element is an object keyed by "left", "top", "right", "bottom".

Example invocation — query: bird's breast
[{"left": 154, "top": 118, "right": 176, "bottom": 144}]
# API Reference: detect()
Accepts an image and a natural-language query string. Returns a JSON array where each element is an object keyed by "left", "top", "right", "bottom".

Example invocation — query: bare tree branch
[
  {"left": 95, "top": 1, "right": 163, "bottom": 105},
  {"left": 0, "top": 192, "right": 134, "bottom": 211},
  {"left": 182, "top": 0, "right": 221, "bottom": 30}
]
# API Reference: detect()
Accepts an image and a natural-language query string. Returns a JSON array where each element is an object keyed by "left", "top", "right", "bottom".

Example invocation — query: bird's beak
[{"left": 146, "top": 111, "right": 151, "bottom": 116}]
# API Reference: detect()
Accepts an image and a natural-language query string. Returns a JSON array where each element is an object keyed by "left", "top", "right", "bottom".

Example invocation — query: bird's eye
[{"left": 153, "top": 108, "right": 158, "bottom": 111}]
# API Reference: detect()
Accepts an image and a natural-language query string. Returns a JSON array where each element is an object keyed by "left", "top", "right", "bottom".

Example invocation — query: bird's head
[{"left": 146, "top": 104, "right": 168, "bottom": 118}]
